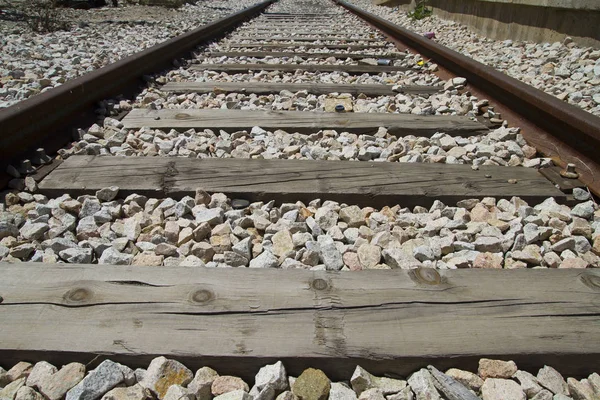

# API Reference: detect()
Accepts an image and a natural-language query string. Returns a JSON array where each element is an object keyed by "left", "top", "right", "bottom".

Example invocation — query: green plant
[{"left": 408, "top": 0, "right": 432, "bottom": 20}]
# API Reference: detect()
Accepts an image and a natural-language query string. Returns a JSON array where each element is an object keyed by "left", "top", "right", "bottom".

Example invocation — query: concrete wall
[{"left": 373, "top": 0, "right": 600, "bottom": 48}]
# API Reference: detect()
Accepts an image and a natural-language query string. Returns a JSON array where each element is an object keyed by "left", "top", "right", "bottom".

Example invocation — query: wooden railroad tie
[
  {"left": 1, "top": 265, "right": 598, "bottom": 380},
  {"left": 189, "top": 63, "right": 409, "bottom": 74},
  {"left": 226, "top": 36, "right": 382, "bottom": 42},
  {"left": 205, "top": 51, "right": 406, "bottom": 60},
  {"left": 160, "top": 81, "right": 441, "bottom": 96},
  {"left": 121, "top": 109, "right": 487, "bottom": 137},
  {"left": 225, "top": 43, "right": 392, "bottom": 50},
  {"left": 239, "top": 31, "right": 382, "bottom": 36},
  {"left": 38, "top": 156, "right": 565, "bottom": 207}
]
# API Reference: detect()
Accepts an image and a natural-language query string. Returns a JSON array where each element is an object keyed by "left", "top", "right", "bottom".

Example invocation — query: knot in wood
[
  {"left": 0, "top": 295, "right": 3, "bottom": 304},
  {"left": 63, "top": 288, "right": 93, "bottom": 303},
  {"left": 190, "top": 289, "right": 214, "bottom": 304},
  {"left": 412, "top": 267, "right": 442, "bottom": 285},
  {"left": 311, "top": 278, "right": 329, "bottom": 291},
  {"left": 581, "top": 273, "right": 600, "bottom": 291},
  {"left": 175, "top": 113, "right": 191, "bottom": 120}
]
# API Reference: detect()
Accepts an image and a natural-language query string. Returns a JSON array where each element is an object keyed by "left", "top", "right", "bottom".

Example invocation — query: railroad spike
[{"left": 560, "top": 163, "right": 579, "bottom": 179}]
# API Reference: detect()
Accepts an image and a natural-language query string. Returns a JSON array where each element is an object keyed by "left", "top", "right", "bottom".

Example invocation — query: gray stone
[
  {"left": 481, "top": 378, "right": 525, "bottom": 400},
  {"left": 19, "top": 222, "right": 49, "bottom": 240},
  {"left": 14, "top": 387, "right": 43, "bottom": 400},
  {"left": 407, "top": 369, "right": 441, "bottom": 400},
  {"left": 0, "top": 245, "right": 8, "bottom": 259},
  {"left": 139, "top": 357, "right": 193, "bottom": 400},
  {"left": 116, "top": 365, "right": 135, "bottom": 387},
  {"left": 314, "top": 208, "right": 338, "bottom": 231},
  {"left": 589, "top": 373, "right": 600, "bottom": 395},
  {"left": 66, "top": 360, "right": 125, "bottom": 400},
  {"left": 232, "top": 237, "right": 253, "bottom": 259},
  {"left": 566, "top": 378, "right": 596, "bottom": 400},
  {"left": 444, "top": 369, "right": 483, "bottom": 391},
  {"left": 6, "top": 363, "right": 32, "bottom": 383},
  {"left": 339, "top": 206, "right": 364, "bottom": 228},
  {"left": 382, "top": 249, "right": 423, "bottom": 269},
  {"left": 553, "top": 395, "right": 573, "bottom": 400},
  {"left": 26, "top": 362, "right": 57, "bottom": 390},
  {"left": 413, "top": 245, "right": 435, "bottom": 262},
  {"left": 39, "top": 363, "right": 86, "bottom": 400},
  {"left": 551, "top": 238, "right": 575, "bottom": 252},
  {"left": 99, "top": 247, "right": 133, "bottom": 265},
  {"left": 513, "top": 370, "right": 543, "bottom": 397},
  {"left": 474, "top": 236, "right": 503, "bottom": 252},
  {"left": 101, "top": 384, "right": 152, "bottom": 400},
  {"left": 96, "top": 187, "right": 119, "bottom": 202},
  {"left": 79, "top": 199, "right": 102, "bottom": 218},
  {"left": 572, "top": 188, "right": 591, "bottom": 201},
  {"left": 59, "top": 247, "right": 93, "bottom": 263},
  {"left": 188, "top": 367, "right": 219, "bottom": 400},
  {"left": 275, "top": 392, "right": 297, "bottom": 400},
  {"left": 42, "top": 238, "right": 78, "bottom": 253},
  {"left": 357, "top": 244, "right": 381, "bottom": 269},
  {"left": 0, "top": 222, "right": 19, "bottom": 239},
  {"left": 224, "top": 250, "right": 248, "bottom": 267},
  {"left": 328, "top": 383, "right": 357, "bottom": 400},
  {"left": 213, "top": 390, "right": 252, "bottom": 400},
  {"left": 0, "top": 378, "right": 26, "bottom": 400},
  {"left": 537, "top": 366, "right": 568, "bottom": 396},
  {"left": 134, "top": 370, "right": 146, "bottom": 385},
  {"left": 249, "top": 250, "right": 279, "bottom": 268},
  {"left": 350, "top": 366, "right": 406, "bottom": 396},
  {"left": 196, "top": 208, "right": 225, "bottom": 226},
  {"left": 386, "top": 387, "right": 414, "bottom": 400},
  {"left": 163, "top": 385, "right": 194, "bottom": 400},
  {"left": 317, "top": 235, "right": 343, "bottom": 271},
  {"left": 123, "top": 219, "right": 141, "bottom": 241},
  {"left": 0, "top": 366, "right": 9, "bottom": 387},
  {"left": 530, "top": 390, "right": 553, "bottom": 400},
  {"left": 358, "top": 388, "right": 385, "bottom": 400},
  {"left": 478, "top": 359, "right": 518, "bottom": 379},
  {"left": 252, "top": 361, "right": 288, "bottom": 396},
  {"left": 191, "top": 242, "right": 215, "bottom": 263},
  {"left": 10, "top": 243, "right": 36, "bottom": 259},
  {"left": 179, "top": 255, "right": 206, "bottom": 267},
  {"left": 571, "top": 201, "right": 595, "bottom": 220},
  {"left": 212, "top": 376, "right": 249, "bottom": 396},
  {"left": 272, "top": 230, "right": 294, "bottom": 257},
  {"left": 76, "top": 217, "right": 99, "bottom": 240},
  {"left": 427, "top": 365, "right": 479, "bottom": 400}
]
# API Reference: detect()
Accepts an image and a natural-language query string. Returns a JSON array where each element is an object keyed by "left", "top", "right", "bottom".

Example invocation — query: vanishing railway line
[{"left": 0, "top": 0, "right": 599, "bottom": 397}]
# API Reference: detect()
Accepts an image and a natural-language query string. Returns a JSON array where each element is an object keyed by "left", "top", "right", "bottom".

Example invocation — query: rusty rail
[
  {"left": 334, "top": 0, "right": 600, "bottom": 196},
  {"left": 0, "top": 0, "right": 275, "bottom": 183}
]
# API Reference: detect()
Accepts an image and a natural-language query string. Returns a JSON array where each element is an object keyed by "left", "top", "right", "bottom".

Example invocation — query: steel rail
[
  {"left": 334, "top": 0, "right": 600, "bottom": 196},
  {"left": 0, "top": 0, "right": 275, "bottom": 183}
]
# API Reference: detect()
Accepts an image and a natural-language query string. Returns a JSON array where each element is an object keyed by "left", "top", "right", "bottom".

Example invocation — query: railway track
[{"left": 1, "top": 0, "right": 600, "bottom": 398}]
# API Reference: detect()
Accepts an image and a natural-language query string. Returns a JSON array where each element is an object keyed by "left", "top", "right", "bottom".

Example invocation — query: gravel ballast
[
  {"left": 1, "top": 357, "right": 599, "bottom": 400},
  {"left": 1, "top": 188, "right": 598, "bottom": 269}
]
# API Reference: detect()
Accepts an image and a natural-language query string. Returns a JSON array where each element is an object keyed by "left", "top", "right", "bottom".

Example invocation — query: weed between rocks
[{"left": 407, "top": 0, "right": 432, "bottom": 21}]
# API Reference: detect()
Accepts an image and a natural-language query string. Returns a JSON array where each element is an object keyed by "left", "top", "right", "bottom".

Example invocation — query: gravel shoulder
[
  {"left": 345, "top": 0, "right": 600, "bottom": 116},
  {"left": 0, "top": 0, "right": 262, "bottom": 108}
]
